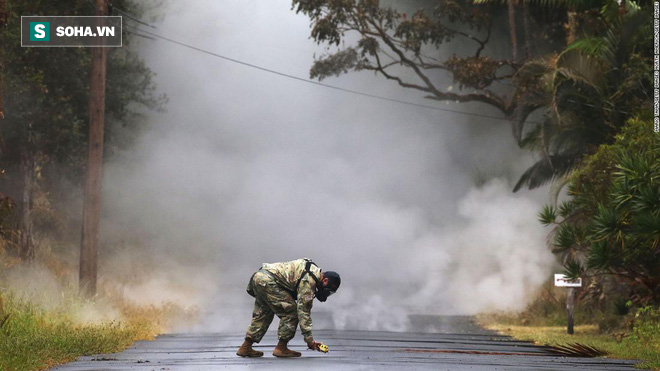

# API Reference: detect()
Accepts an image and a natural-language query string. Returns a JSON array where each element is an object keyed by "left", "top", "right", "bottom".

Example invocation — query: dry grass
[
  {"left": 477, "top": 315, "right": 660, "bottom": 370},
  {"left": 0, "top": 291, "right": 195, "bottom": 371},
  {"left": 0, "top": 248, "right": 198, "bottom": 371}
]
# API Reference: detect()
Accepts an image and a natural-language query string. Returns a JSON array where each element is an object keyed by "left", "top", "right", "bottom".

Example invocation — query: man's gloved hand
[{"left": 307, "top": 340, "right": 320, "bottom": 350}]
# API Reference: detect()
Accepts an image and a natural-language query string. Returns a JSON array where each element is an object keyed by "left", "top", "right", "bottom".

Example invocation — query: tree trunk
[
  {"left": 507, "top": 0, "right": 518, "bottom": 61},
  {"left": 80, "top": 0, "right": 107, "bottom": 297},
  {"left": 522, "top": 1, "right": 532, "bottom": 60},
  {"left": 17, "top": 149, "right": 35, "bottom": 261},
  {"left": 0, "top": 0, "right": 6, "bottom": 120},
  {"left": 566, "top": 9, "right": 578, "bottom": 45}
]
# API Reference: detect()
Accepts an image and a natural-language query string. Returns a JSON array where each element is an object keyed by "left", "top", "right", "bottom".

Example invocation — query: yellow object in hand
[{"left": 318, "top": 344, "right": 329, "bottom": 353}]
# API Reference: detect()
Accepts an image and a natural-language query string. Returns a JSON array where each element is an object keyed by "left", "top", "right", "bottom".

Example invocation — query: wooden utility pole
[{"left": 80, "top": 0, "right": 107, "bottom": 297}]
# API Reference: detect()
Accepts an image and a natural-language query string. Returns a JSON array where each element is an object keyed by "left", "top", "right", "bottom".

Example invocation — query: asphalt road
[{"left": 52, "top": 316, "right": 638, "bottom": 370}]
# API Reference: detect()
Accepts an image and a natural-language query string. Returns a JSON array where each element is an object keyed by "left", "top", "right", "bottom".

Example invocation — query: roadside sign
[
  {"left": 554, "top": 274, "right": 582, "bottom": 335},
  {"left": 554, "top": 274, "right": 582, "bottom": 287}
]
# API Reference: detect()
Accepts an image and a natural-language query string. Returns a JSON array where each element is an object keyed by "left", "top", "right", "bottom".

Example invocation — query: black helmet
[{"left": 316, "top": 271, "right": 340, "bottom": 302}]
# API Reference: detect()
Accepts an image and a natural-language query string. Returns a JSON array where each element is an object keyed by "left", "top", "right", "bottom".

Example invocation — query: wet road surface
[{"left": 52, "top": 316, "right": 638, "bottom": 370}]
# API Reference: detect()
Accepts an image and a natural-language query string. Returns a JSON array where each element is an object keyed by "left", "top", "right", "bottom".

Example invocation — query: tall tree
[
  {"left": 507, "top": 0, "right": 518, "bottom": 61},
  {"left": 293, "top": 0, "right": 521, "bottom": 116},
  {"left": 0, "top": 0, "right": 164, "bottom": 263},
  {"left": 539, "top": 117, "right": 660, "bottom": 305},
  {"left": 292, "top": 0, "right": 651, "bottom": 191},
  {"left": 512, "top": 0, "right": 652, "bottom": 190}
]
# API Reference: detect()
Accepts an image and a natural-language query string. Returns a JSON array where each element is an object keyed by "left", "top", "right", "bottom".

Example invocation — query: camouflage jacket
[{"left": 261, "top": 258, "right": 320, "bottom": 342}]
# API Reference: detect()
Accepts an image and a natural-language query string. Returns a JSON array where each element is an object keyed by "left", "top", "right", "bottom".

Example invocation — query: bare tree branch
[
  {"left": 370, "top": 18, "right": 512, "bottom": 115},
  {"left": 367, "top": 53, "right": 433, "bottom": 92}
]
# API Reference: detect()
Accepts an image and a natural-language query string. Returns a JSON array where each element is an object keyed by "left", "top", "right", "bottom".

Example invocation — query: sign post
[{"left": 554, "top": 274, "right": 582, "bottom": 335}]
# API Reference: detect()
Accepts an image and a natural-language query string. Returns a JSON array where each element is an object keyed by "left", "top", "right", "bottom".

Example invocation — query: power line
[
  {"left": 105, "top": 3, "right": 637, "bottom": 121},
  {"left": 124, "top": 25, "right": 157, "bottom": 41},
  {"left": 87, "top": 0, "right": 157, "bottom": 28},
  {"left": 118, "top": 24, "right": 543, "bottom": 125},
  {"left": 111, "top": 6, "right": 156, "bottom": 29},
  {"left": 118, "top": 16, "right": 634, "bottom": 123}
]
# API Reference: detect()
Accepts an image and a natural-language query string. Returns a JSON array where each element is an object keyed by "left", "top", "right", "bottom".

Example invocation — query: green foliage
[
  {"left": 2, "top": 0, "right": 165, "bottom": 170},
  {"left": 481, "top": 295, "right": 660, "bottom": 368},
  {"left": 293, "top": 0, "right": 524, "bottom": 115},
  {"left": 538, "top": 205, "right": 557, "bottom": 226},
  {"left": 553, "top": 223, "right": 578, "bottom": 252},
  {"left": 0, "top": 0, "right": 165, "bottom": 258},
  {"left": 631, "top": 186, "right": 660, "bottom": 214},
  {"left": 291, "top": 0, "right": 652, "bottom": 194},
  {"left": 512, "top": 0, "right": 653, "bottom": 191},
  {"left": 630, "top": 306, "right": 660, "bottom": 344},
  {"left": 0, "top": 294, "right": 148, "bottom": 370},
  {"left": 563, "top": 259, "right": 583, "bottom": 280},
  {"left": 443, "top": 56, "right": 502, "bottom": 90},
  {"left": 557, "top": 200, "right": 576, "bottom": 219},
  {"left": 634, "top": 212, "right": 660, "bottom": 243},
  {"left": 586, "top": 240, "right": 615, "bottom": 270},
  {"left": 591, "top": 204, "right": 624, "bottom": 242},
  {"left": 612, "top": 298, "right": 630, "bottom": 316},
  {"left": 518, "top": 0, "right": 657, "bottom": 306},
  {"left": 309, "top": 48, "right": 358, "bottom": 81},
  {"left": 476, "top": 0, "right": 604, "bottom": 10},
  {"left": 564, "top": 37, "right": 610, "bottom": 59},
  {"left": 545, "top": 117, "right": 660, "bottom": 305}
]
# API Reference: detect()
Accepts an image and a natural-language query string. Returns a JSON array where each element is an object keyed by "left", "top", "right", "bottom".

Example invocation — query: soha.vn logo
[{"left": 30, "top": 22, "right": 50, "bottom": 41}]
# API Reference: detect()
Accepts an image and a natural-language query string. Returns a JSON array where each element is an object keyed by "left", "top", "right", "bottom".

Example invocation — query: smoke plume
[{"left": 97, "top": 0, "right": 554, "bottom": 332}]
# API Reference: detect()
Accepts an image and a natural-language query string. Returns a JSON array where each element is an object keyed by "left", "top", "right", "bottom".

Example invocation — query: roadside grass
[
  {"left": 0, "top": 292, "right": 190, "bottom": 371},
  {"left": 477, "top": 313, "right": 660, "bottom": 370},
  {"left": 0, "top": 241, "right": 199, "bottom": 370}
]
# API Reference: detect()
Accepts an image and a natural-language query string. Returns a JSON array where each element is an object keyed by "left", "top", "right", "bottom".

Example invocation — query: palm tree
[
  {"left": 511, "top": 0, "right": 652, "bottom": 191},
  {"left": 541, "top": 119, "right": 660, "bottom": 305}
]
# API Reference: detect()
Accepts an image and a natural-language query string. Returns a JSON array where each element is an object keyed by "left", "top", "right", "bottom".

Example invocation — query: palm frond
[
  {"left": 513, "top": 154, "right": 577, "bottom": 191},
  {"left": 586, "top": 240, "right": 615, "bottom": 269},
  {"left": 564, "top": 259, "right": 584, "bottom": 280},
  {"left": 546, "top": 343, "right": 609, "bottom": 357},
  {"left": 631, "top": 186, "right": 660, "bottom": 214},
  {"left": 539, "top": 205, "right": 557, "bottom": 225},
  {"left": 610, "top": 179, "right": 633, "bottom": 210},
  {"left": 632, "top": 212, "right": 660, "bottom": 245},
  {"left": 554, "top": 224, "right": 580, "bottom": 250},
  {"left": 591, "top": 204, "right": 624, "bottom": 242},
  {"left": 554, "top": 54, "right": 608, "bottom": 94},
  {"left": 563, "top": 37, "right": 613, "bottom": 62},
  {"left": 613, "top": 153, "right": 653, "bottom": 201},
  {"left": 558, "top": 200, "right": 577, "bottom": 218}
]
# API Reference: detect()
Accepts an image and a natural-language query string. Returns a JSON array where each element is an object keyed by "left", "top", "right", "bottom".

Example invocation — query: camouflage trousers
[{"left": 245, "top": 270, "right": 298, "bottom": 343}]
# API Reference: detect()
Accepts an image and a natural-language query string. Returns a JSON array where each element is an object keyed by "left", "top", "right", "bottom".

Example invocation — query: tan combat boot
[
  {"left": 272, "top": 339, "right": 301, "bottom": 358},
  {"left": 236, "top": 337, "right": 264, "bottom": 357}
]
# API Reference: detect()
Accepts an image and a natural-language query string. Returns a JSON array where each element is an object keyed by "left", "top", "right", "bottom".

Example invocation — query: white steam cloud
[{"left": 98, "top": 0, "right": 554, "bottom": 332}]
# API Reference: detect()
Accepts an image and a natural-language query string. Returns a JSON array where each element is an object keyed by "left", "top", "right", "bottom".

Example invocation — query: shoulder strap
[{"left": 293, "top": 259, "right": 320, "bottom": 298}]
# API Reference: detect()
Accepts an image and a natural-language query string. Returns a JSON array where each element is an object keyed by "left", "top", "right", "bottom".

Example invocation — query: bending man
[{"left": 237, "top": 258, "right": 341, "bottom": 358}]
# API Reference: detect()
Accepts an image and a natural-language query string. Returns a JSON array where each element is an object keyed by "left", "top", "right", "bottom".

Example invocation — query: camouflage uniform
[{"left": 245, "top": 258, "right": 320, "bottom": 343}]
